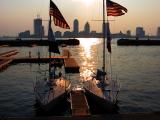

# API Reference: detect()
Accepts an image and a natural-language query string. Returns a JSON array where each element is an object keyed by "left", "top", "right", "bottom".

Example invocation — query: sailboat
[
  {"left": 34, "top": 0, "right": 71, "bottom": 113},
  {"left": 83, "top": 0, "right": 127, "bottom": 114}
]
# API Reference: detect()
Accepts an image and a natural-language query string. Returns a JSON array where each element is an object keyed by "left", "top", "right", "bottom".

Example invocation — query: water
[{"left": 0, "top": 38, "right": 160, "bottom": 116}]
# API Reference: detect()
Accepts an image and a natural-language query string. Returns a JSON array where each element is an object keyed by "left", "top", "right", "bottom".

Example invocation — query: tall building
[
  {"left": 136, "top": 27, "right": 145, "bottom": 37},
  {"left": 157, "top": 27, "right": 160, "bottom": 37},
  {"left": 126, "top": 30, "right": 131, "bottom": 36},
  {"left": 19, "top": 30, "right": 30, "bottom": 38},
  {"left": 84, "top": 22, "right": 90, "bottom": 35},
  {"left": 34, "top": 17, "right": 44, "bottom": 38},
  {"left": 73, "top": 19, "right": 79, "bottom": 37}
]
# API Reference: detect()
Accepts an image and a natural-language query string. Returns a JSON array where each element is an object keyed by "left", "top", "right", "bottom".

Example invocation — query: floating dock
[
  {"left": 70, "top": 90, "right": 90, "bottom": 116},
  {"left": 0, "top": 50, "right": 19, "bottom": 58},
  {"left": 0, "top": 50, "right": 19, "bottom": 71},
  {"left": 63, "top": 49, "right": 79, "bottom": 73},
  {"left": 117, "top": 39, "right": 160, "bottom": 46},
  {"left": 0, "top": 39, "right": 79, "bottom": 46},
  {"left": 0, "top": 59, "right": 12, "bottom": 71}
]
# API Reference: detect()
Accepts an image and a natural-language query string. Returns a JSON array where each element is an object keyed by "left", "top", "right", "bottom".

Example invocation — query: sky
[{"left": 0, "top": 0, "right": 160, "bottom": 36}]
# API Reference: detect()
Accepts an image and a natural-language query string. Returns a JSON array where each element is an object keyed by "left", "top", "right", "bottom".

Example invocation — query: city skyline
[
  {"left": 17, "top": 18, "right": 160, "bottom": 38},
  {"left": 1, "top": 0, "right": 160, "bottom": 36}
]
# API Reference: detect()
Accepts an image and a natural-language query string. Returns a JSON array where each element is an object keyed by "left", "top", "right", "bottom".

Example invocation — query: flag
[
  {"left": 48, "top": 20, "right": 60, "bottom": 54},
  {"left": 50, "top": 0, "right": 70, "bottom": 29},
  {"left": 106, "top": 22, "right": 111, "bottom": 53},
  {"left": 106, "top": 0, "right": 127, "bottom": 16}
]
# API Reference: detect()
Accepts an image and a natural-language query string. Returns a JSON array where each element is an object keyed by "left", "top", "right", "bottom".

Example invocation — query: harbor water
[{"left": 0, "top": 38, "right": 160, "bottom": 116}]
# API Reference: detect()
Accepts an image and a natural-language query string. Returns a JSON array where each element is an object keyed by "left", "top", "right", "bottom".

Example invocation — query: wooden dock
[
  {"left": 0, "top": 59, "right": 13, "bottom": 71},
  {"left": 63, "top": 49, "right": 79, "bottom": 73},
  {"left": 0, "top": 50, "right": 19, "bottom": 58},
  {"left": 70, "top": 90, "right": 90, "bottom": 116},
  {"left": 0, "top": 50, "right": 19, "bottom": 71},
  {"left": 0, "top": 45, "right": 8, "bottom": 48}
]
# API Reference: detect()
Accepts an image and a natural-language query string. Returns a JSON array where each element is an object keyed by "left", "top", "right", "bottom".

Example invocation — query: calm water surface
[{"left": 0, "top": 38, "right": 160, "bottom": 116}]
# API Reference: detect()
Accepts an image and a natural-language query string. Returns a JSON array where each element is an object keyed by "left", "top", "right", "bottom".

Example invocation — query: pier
[
  {"left": 63, "top": 49, "right": 79, "bottom": 73},
  {"left": 0, "top": 50, "right": 19, "bottom": 58},
  {"left": 70, "top": 90, "right": 90, "bottom": 116},
  {"left": 0, "top": 59, "right": 12, "bottom": 71},
  {"left": 0, "top": 50, "right": 19, "bottom": 71},
  {"left": 0, "top": 49, "right": 79, "bottom": 73}
]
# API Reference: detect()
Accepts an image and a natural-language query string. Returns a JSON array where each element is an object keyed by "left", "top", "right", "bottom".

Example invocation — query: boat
[
  {"left": 34, "top": 0, "right": 71, "bottom": 114},
  {"left": 83, "top": 0, "right": 127, "bottom": 114}
]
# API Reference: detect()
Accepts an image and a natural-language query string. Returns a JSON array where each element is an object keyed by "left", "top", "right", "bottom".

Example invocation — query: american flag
[
  {"left": 50, "top": 0, "right": 70, "bottom": 29},
  {"left": 106, "top": 0, "right": 127, "bottom": 16}
]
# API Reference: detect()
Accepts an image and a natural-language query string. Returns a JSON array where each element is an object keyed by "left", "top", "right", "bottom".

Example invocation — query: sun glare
[{"left": 83, "top": 0, "right": 93, "bottom": 6}]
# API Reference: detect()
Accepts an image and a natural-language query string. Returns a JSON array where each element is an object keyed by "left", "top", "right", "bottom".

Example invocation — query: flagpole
[
  {"left": 49, "top": 2, "right": 52, "bottom": 79},
  {"left": 102, "top": 0, "right": 106, "bottom": 87}
]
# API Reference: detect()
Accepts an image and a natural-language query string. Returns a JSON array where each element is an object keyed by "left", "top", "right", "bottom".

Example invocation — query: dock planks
[
  {"left": 0, "top": 50, "right": 19, "bottom": 58},
  {"left": 70, "top": 90, "right": 90, "bottom": 116},
  {"left": 0, "top": 59, "right": 12, "bottom": 71}
]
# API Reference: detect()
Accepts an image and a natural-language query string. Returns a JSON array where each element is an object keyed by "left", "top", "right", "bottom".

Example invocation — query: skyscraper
[
  {"left": 84, "top": 22, "right": 90, "bottom": 35},
  {"left": 136, "top": 27, "right": 145, "bottom": 37},
  {"left": 73, "top": 19, "right": 79, "bottom": 37},
  {"left": 157, "top": 27, "right": 160, "bottom": 37},
  {"left": 34, "top": 17, "right": 44, "bottom": 38}
]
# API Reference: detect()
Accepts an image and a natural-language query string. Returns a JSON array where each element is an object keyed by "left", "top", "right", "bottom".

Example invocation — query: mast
[
  {"left": 49, "top": 8, "right": 52, "bottom": 79},
  {"left": 102, "top": 0, "right": 106, "bottom": 85}
]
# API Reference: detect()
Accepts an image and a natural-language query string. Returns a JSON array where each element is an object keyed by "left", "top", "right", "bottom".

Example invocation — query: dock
[
  {"left": 0, "top": 49, "right": 79, "bottom": 73},
  {"left": 0, "top": 50, "right": 19, "bottom": 71},
  {"left": 0, "top": 50, "right": 19, "bottom": 58},
  {"left": 70, "top": 90, "right": 90, "bottom": 116},
  {"left": 117, "top": 39, "right": 160, "bottom": 46},
  {"left": 0, "top": 59, "right": 13, "bottom": 71},
  {"left": 63, "top": 49, "right": 79, "bottom": 73},
  {"left": 0, "top": 45, "right": 8, "bottom": 48}
]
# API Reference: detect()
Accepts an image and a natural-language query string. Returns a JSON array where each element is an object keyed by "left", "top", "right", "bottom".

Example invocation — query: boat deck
[
  {"left": 43, "top": 78, "right": 70, "bottom": 104},
  {"left": 70, "top": 90, "right": 90, "bottom": 116},
  {"left": 83, "top": 80, "right": 104, "bottom": 98}
]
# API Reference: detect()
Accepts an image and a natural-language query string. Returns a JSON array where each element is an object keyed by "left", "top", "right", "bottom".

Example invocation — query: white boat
[
  {"left": 83, "top": 0, "right": 127, "bottom": 114},
  {"left": 34, "top": 0, "right": 71, "bottom": 113}
]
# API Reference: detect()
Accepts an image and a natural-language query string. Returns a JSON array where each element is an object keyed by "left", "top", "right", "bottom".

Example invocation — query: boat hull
[
  {"left": 35, "top": 91, "right": 70, "bottom": 116},
  {"left": 84, "top": 88, "right": 118, "bottom": 114}
]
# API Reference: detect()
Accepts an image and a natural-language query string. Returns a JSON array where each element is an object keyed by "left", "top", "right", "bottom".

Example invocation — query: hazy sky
[{"left": 0, "top": 0, "right": 160, "bottom": 36}]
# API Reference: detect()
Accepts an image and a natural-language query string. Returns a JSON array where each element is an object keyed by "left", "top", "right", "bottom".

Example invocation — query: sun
[{"left": 83, "top": 0, "right": 93, "bottom": 6}]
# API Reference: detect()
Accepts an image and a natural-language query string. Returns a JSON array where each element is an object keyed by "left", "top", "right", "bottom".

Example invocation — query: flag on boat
[
  {"left": 50, "top": 0, "right": 70, "bottom": 29},
  {"left": 106, "top": 0, "right": 127, "bottom": 16},
  {"left": 106, "top": 22, "right": 111, "bottom": 53},
  {"left": 48, "top": 20, "right": 60, "bottom": 54}
]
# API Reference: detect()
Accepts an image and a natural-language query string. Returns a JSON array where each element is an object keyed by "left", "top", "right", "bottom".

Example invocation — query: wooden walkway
[
  {"left": 70, "top": 90, "right": 90, "bottom": 116},
  {"left": 0, "top": 45, "right": 8, "bottom": 48},
  {"left": 0, "top": 59, "right": 12, "bottom": 71},
  {"left": 0, "top": 50, "right": 19, "bottom": 58},
  {"left": 63, "top": 49, "right": 79, "bottom": 73},
  {"left": 0, "top": 50, "right": 19, "bottom": 71}
]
